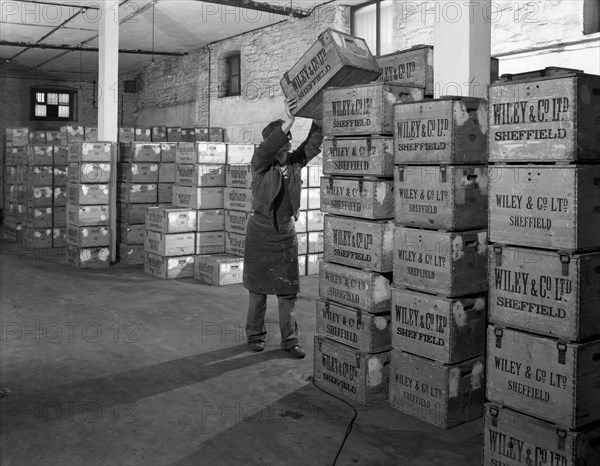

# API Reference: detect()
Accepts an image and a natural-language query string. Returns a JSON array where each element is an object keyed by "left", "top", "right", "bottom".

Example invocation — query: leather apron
[{"left": 243, "top": 211, "right": 299, "bottom": 295}]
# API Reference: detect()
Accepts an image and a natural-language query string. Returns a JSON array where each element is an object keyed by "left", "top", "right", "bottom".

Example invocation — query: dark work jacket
[{"left": 251, "top": 122, "right": 324, "bottom": 227}]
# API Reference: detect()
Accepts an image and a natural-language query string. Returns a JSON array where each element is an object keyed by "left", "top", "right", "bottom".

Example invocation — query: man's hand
[{"left": 282, "top": 97, "right": 297, "bottom": 135}]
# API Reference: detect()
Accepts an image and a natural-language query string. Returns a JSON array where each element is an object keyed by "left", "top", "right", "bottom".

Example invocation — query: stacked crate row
[
  {"left": 390, "top": 95, "right": 489, "bottom": 429},
  {"left": 312, "top": 42, "right": 426, "bottom": 404},
  {"left": 484, "top": 68, "right": 600, "bottom": 464},
  {"left": 2, "top": 128, "right": 30, "bottom": 241},
  {"left": 66, "top": 142, "right": 115, "bottom": 268}
]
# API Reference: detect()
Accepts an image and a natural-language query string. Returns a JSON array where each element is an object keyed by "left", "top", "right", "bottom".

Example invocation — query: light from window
[
  {"left": 226, "top": 53, "right": 241, "bottom": 96},
  {"left": 352, "top": 0, "right": 394, "bottom": 56},
  {"left": 31, "top": 88, "right": 75, "bottom": 121},
  {"left": 35, "top": 105, "right": 47, "bottom": 117}
]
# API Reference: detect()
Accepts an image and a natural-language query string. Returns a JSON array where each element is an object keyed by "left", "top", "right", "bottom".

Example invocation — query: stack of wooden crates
[
  {"left": 313, "top": 75, "right": 425, "bottom": 405},
  {"left": 484, "top": 68, "right": 600, "bottom": 464},
  {"left": 66, "top": 141, "right": 115, "bottom": 268},
  {"left": 390, "top": 96, "right": 489, "bottom": 428}
]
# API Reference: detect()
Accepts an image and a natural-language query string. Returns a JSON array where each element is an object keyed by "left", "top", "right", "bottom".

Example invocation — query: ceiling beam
[
  {"left": 0, "top": 40, "right": 186, "bottom": 56},
  {"left": 194, "top": 0, "right": 310, "bottom": 18},
  {"left": 18, "top": 0, "right": 100, "bottom": 10}
]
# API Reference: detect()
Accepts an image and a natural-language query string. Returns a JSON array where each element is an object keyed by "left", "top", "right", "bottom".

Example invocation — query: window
[
  {"left": 583, "top": 0, "right": 600, "bottom": 35},
  {"left": 351, "top": 0, "right": 394, "bottom": 56},
  {"left": 225, "top": 53, "right": 241, "bottom": 97},
  {"left": 31, "top": 88, "right": 76, "bottom": 121}
]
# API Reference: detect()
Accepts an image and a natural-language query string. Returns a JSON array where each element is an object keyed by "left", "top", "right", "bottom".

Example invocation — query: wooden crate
[
  {"left": 66, "top": 245, "right": 110, "bottom": 269},
  {"left": 117, "top": 163, "right": 159, "bottom": 183},
  {"left": 375, "top": 45, "right": 434, "bottom": 95},
  {"left": 158, "top": 183, "right": 173, "bottom": 204},
  {"left": 394, "top": 165, "right": 488, "bottom": 230},
  {"left": 318, "top": 260, "right": 392, "bottom": 313},
  {"left": 321, "top": 176, "right": 394, "bottom": 220},
  {"left": 53, "top": 146, "right": 68, "bottom": 165},
  {"left": 225, "top": 209, "right": 251, "bottom": 235},
  {"left": 194, "top": 253, "right": 244, "bottom": 286},
  {"left": 488, "top": 70, "right": 600, "bottom": 162},
  {"left": 160, "top": 143, "right": 177, "bottom": 163},
  {"left": 324, "top": 215, "right": 394, "bottom": 273},
  {"left": 175, "top": 164, "right": 226, "bottom": 187},
  {"left": 394, "top": 227, "right": 488, "bottom": 297},
  {"left": 27, "top": 207, "right": 53, "bottom": 228},
  {"left": 225, "top": 164, "right": 253, "bottom": 188},
  {"left": 27, "top": 166, "right": 53, "bottom": 186},
  {"left": 84, "top": 126, "right": 98, "bottom": 141},
  {"left": 144, "top": 253, "right": 194, "bottom": 279},
  {"left": 172, "top": 186, "right": 224, "bottom": 210},
  {"left": 144, "top": 231, "right": 195, "bottom": 256},
  {"left": 316, "top": 299, "right": 392, "bottom": 353},
  {"left": 66, "top": 204, "right": 110, "bottom": 226},
  {"left": 389, "top": 350, "right": 485, "bottom": 429},
  {"left": 28, "top": 145, "right": 53, "bottom": 165},
  {"left": 158, "top": 163, "right": 176, "bottom": 183},
  {"left": 68, "top": 142, "right": 114, "bottom": 163},
  {"left": 151, "top": 126, "right": 167, "bottom": 142},
  {"left": 134, "top": 128, "right": 152, "bottom": 142},
  {"left": 29, "top": 130, "right": 46, "bottom": 145},
  {"left": 146, "top": 206, "right": 196, "bottom": 234},
  {"left": 489, "top": 245, "right": 600, "bottom": 341},
  {"left": 227, "top": 144, "right": 255, "bottom": 164},
  {"left": 118, "top": 127, "right": 135, "bottom": 144},
  {"left": 489, "top": 165, "right": 600, "bottom": 251},
  {"left": 184, "top": 142, "right": 228, "bottom": 164},
  {"left": 166, "top": 127, "right": 181, "bottom": 143},
  {"left": 60, "top": 126, "right": 84, "bottom": 145},
  {"left": 391, "top": 287, "right": 486, "bottom": 364},
  {"left": 196, "top": 231, "right": 226, "bottom": 255},
  {"left": 197, "top": 209, "right": 225, "bottom": 232},
  {"left": 117, "top": 243, "right": 144, "bottom": 265},
  {"left": 53, "top": 186, "right": 67, "bottom": 207},
  {"left": 224, "top": 187, "right": 253, "bottom": 211},
  {"left": 314, "top": 336, "right": 390, "bottom": 406},
  {"left": 67, "top": 224, "right": 110, "bottom": 248},
  {"left": 118, "top": 183, "right": 158, "bottom": 204},
  {"left": 45, "top": 131, "right": 61, "bottom": 145},
  {"left": 483, "top": 403, "right": 600, "bottom": 466},
  {"left": 53, "top": 166, "right": 67, "bottom": 187},
  {"left": 121, "top": 143, "right": 162, "bottom": 163},
  {"left": 116, "top": 223, "right": 145, "bottom": 245},
  {"left": 280, "top": 29, "right": 381, "bottom": 120},
  {"left": 52, "top": 206, "right": 66, "bottom": 228},
  {"left": 25, "top": 227, "right": 53, "bottom": 248},
  {"left": 322, "top": 136, "right": 395, "bottom": 177},
  {"left": 225, "top": 232, "right": 245, "bottom": 257},
  {"left": 486, "top": 325, "right": 600, "bottom": 429},
  {"left": 394, "top": 97, "right": 488, "bottom": 164},
  {"left": 323, "top": 82, "right": 425, "bottom": 136},
  {"left": 117, "top": 202, "right": 155, "bottom": 225},
  {"left": 68, "top": 163, "right": 111, "bottom": 184},
  {"left": 180, "top": 128, "right": 196, "bottom": 143},
  {"left": 52, "top": 227, "right": 66, "bottom": 247},
  {"left": 67, "top": 183, "right": 110, "bottom": 205}
]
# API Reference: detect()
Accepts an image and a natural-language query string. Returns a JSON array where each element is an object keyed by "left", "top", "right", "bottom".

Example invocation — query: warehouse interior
[{"left": 1, "top": 1, "right": 599, "bottom": 465}]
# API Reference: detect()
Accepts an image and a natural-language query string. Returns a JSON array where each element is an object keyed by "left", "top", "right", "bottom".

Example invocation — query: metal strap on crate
[
  {"left": 556, "top": 429, "right": 567, "bottom": 451},
  {"left": 489, "top": 405, "right": 499, "bottom": 427},
  {"left": 559, "top": 253, "right": 570, "bottom": 276},
  {"left": 493, "top": 245, "right": 503, "bottom": 266},
  {"left": 556, "top": 341, "right": 567, "bottom": 365},
  {"left": 440, "top": 165, "right": 447, "bottom": 183},
  {"left": 494, "top": 327, "right": 504, "bottom": 348},
  {"left": 397, "top": 166, "right": 404, "bottom": 182}
]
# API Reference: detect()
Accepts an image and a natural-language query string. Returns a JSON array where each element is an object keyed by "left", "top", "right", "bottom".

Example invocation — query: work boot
[
  {"left": 249, "top": 341, "right": 265, "bottom": 352},
  {"left": 284, "top": 345, "right": 305, "bottom": 359}
]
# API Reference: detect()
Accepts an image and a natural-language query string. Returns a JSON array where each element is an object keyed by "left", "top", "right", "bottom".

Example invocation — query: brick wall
[
  {"left": 0, "top": 76, "right": 98, "bottom": 132},
  {"left": 122, "top": 3, "right": 350, "bottom": 143}
]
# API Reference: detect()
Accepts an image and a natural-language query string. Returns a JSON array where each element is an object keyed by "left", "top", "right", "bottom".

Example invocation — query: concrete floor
[{"left": 0, "top": 240, "right": 483, "bottom": 466}]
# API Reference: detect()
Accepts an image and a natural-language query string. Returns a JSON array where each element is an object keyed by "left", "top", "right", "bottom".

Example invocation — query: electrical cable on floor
[{"left": 311, "top": 379, "right": 358, "bottom": 466}]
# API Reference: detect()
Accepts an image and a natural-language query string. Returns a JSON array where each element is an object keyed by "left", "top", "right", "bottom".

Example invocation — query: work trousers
[{"left": 245, "top": 291, "right": 299, "bottom": 350}]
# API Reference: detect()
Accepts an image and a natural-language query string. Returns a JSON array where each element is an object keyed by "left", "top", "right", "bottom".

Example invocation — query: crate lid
[{"left": 495, "top": 67, "right": 584, "bottom": 83}]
